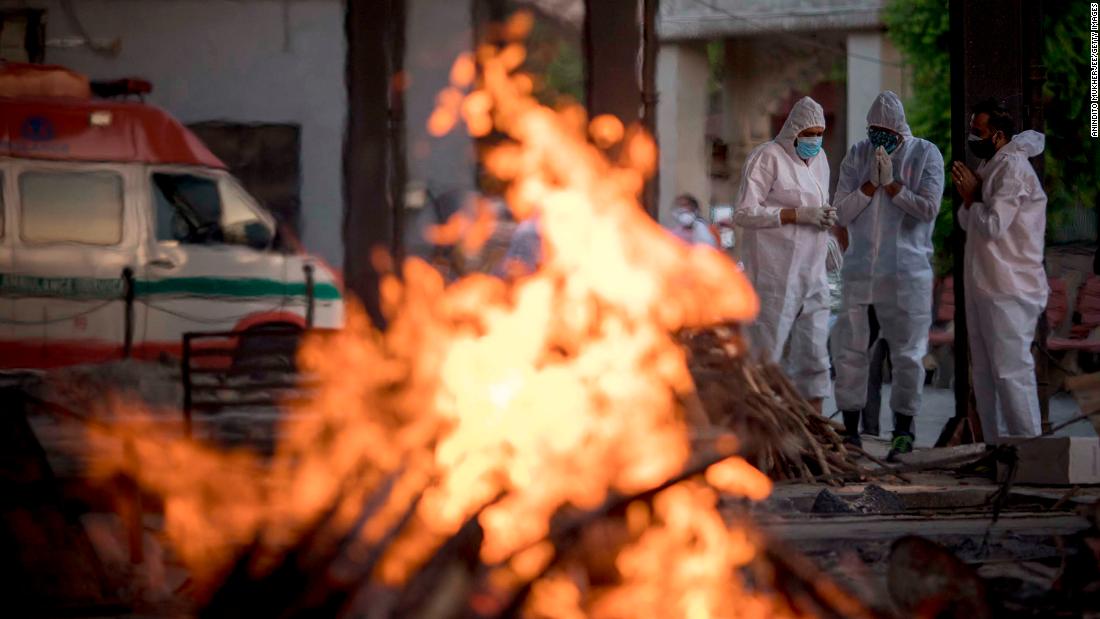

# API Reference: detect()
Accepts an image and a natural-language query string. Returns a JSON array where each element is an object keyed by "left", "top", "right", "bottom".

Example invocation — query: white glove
[
  {"left": 822, "top": 205, "right": 838, "bottom": 229},
  {"left": 876, "top": 146, "right": 893, "bottom": 186},
  {"left": 795, "top": 206, "right": 833, "bottom": 231},
  {"left": 869, "top": 151, "right": 882, "bottom": 187}
]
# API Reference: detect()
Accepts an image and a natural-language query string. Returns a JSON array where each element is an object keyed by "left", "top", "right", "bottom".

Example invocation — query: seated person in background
[{"left": 668, "top": 193, "right": 718, "bottom": 248}]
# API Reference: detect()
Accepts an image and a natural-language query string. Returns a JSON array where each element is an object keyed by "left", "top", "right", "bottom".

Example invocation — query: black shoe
[
  {"left": 886, "top": 432, "right": 915, "bottom": 462},
  {"left": 842, "top": 433, "right": 863, "bottom": 449}
]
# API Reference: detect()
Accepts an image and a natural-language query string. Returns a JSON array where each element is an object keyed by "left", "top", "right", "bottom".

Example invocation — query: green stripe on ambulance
[{"left": 1, "top": 274, "right": 342, "bottom": 301}]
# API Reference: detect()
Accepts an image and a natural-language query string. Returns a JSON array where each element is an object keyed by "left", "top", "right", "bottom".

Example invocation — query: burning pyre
[{"left": 85, "top": 13, "right": 869, "bottom": 619}]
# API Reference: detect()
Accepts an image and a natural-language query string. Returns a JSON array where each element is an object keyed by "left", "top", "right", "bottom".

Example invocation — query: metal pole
[
  {"left": 343, "top": 0, "right": 400, "bottom": 328},
  {"left": 938, "top": 0, "right": 1030, "bottom": 446},
  {"left": 304, "top": 263, "right": 315, "bottom": 329},
  {"left": 939, "top": 0, "right": 973, "bottom": 447},
  {"left": 121, "top": 267, "right": 135, "bottom": 359},
  {"left": 1024, "top": 0, "right": 1050, "bottom": 433},
  {"left": 388, "top": 0, "right": 407, "bottom": 265},
  {"left": 641, "top": 0, "right": 659, "bottom": 219},
  {"left": 182, "top": 333, "right": 193, "bottom": 438},
  {"left": 124, "top": 440, "right": 143, "bottom": 565}
]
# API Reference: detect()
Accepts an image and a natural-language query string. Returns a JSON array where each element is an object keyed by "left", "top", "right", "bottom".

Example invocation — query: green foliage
[
  {"left": 542, "top": 39, "right": 584, "bottom": 103},
  {"left": 1042, "top": 1, "right": 1100, "bottom": 237},
  {"left": 526, "top": 17, "right": 584, "bottom": 104},
  {"left": 882, "top": 0, "right": 954, "bottom": 274},
  {"left": 882, "top": 0, "right": 951, "bottom": 162},
  {"left": 883, "top": 0, "right": 1099, "bottom": 273}
]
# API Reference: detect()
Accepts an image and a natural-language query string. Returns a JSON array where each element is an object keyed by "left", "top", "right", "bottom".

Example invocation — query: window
[
  {"left": 153, "top": 172, "right": 273, "bottom": 249},
  {"left": 0, "top": 10, "right": 45, "bottom": 63},
  {"left": 20, "top": 171, "right": 123, "bottom": 245},
  {"left": 153, "top": 173, "right": 220, "bottom": 243}
]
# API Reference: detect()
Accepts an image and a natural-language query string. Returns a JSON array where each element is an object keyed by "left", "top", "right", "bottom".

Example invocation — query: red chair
[
  {"left": 1045, "top": 277, "right": 1069, "bottom": 332},
  {"left": 1048, "top": 275, "right": 1100, "bottom": 352},
  {"left": 928, "top": 276, "right": 955, "bottom": 347}
]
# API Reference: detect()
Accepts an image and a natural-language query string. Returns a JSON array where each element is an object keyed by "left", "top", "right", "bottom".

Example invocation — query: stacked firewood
[
  {"left": 683, "top": 327, "right": 885, "bottom": 484},
  {"left": 194, "top": 449, "right": 874, "bottom": 619}
]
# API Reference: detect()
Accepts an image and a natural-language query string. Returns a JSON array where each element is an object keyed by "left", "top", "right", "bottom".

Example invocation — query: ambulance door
[{"left": 141, "top": 167, "right": 286, "bottom": 351}]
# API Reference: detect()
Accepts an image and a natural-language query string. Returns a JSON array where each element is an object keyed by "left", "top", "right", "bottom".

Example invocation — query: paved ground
[{"left": 823, "top": 386, "right": 1097, "bottom": 446}]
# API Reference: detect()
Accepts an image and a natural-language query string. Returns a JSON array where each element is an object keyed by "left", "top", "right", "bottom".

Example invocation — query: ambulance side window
[
  {"left": 152, "top": 173, "right": 223, "bottom": 244},
  {"left": 20, "top": 171, "right": 123, "bottom": 245},
  {"left": 152, "top": 173, "right": 272, "bottom": 250}
]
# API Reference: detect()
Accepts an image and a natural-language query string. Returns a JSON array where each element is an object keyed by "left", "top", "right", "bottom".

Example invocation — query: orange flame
[{"left": 86, "top": 35, "right": 774, "bottom": 618}]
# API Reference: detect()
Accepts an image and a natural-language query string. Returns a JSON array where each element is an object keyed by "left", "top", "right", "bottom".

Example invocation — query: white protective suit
[
  {"left": 670, "top": 218, "right": 718, "bottom": 247},
  {"left": 733, "top": 97, "right": 831, "bottom": 399},
  {"left": 831, "top": 91, "right": 945, "bottom": 419},
  {"left": 958, "top": 130, "right": 1048, "bottom": 442}
]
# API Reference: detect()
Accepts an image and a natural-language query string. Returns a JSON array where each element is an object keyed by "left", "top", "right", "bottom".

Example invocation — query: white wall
[{"left": 3, "top": 0, "right": 347, "bottom": 267}]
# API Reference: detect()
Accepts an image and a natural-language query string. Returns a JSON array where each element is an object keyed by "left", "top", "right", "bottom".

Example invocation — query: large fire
[{"left": 86, "top": 12, "right": 793, "bottom": 617}]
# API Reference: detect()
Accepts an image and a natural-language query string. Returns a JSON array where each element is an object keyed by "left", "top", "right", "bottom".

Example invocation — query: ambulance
[{"left": 0, "top": 63, "right": 344, "bottom": 369}]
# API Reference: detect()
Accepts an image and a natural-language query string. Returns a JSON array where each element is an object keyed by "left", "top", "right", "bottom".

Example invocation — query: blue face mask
[
  {"left": 868, "top": 127, "right": 901, "bottom": 154},
  {"left": 795, "top": 136, "right": 823, "bottom": 159}
]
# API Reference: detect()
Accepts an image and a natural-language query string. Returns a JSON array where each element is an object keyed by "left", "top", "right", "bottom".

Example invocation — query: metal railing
[{"left": 180, "top": 326, "right": 330, "bottom": 437}]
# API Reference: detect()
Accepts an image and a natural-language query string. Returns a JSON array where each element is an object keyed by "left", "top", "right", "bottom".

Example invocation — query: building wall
[
  {"left": 658, "top": 0, "right": 888, "bottom": 41},
  {"left": 3, "top": 0, "right": 347, "bottom": 267},
  {"left": 718, "top": 35, "right": 846, "bottom": 204}
]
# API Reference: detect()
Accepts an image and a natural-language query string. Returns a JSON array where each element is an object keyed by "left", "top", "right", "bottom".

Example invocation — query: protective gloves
[
  {"left": 796, "top": 206, "right": 836, "bottom": 231},
  {"left": 869, "top": 150, "right": 882, "bottom": 187},
  {"left": 876, "top": 145, "right": 894, "bottom": 186}
]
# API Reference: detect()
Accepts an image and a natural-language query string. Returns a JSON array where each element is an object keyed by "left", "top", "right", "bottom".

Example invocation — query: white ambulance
[{"left": 0, "top": 64, "right": 343, "bottom": 369}]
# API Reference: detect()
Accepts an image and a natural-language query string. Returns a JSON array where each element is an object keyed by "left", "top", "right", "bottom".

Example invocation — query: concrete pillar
[
  {"left": 880, "top": 36, "right": 909, "bottom": 98},
  {"left": 846, "top": 32, "right": 883, "bottom": 150},
  {"left": 656, "top": 41, "right": 710, "bottom": 228},
  {"left": 847, "top": 32, "right": 909, "bottom": 149}
]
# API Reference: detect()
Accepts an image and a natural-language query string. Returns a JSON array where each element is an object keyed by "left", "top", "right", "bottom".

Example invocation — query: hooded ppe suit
[
  {"left": 958, "top": 130, "right": 1048, "bottom": 442},
  {"left": 831, "top": 91, "right": 945, "bottom": 421},
  {"left": 733, "top": 97, "right": 831, "bottom": 399}
]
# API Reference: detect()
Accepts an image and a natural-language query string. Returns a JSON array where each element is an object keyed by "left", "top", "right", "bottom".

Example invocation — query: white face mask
[{"left": 676, "top": 209, "right": 696, "bottom": 226}]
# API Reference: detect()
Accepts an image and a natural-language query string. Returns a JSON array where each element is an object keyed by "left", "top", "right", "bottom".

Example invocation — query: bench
[{"left": 928, "top": 276, "right": 955, "bottom": 347}]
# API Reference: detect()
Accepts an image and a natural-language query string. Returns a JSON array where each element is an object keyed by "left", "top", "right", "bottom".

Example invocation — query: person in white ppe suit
[
  {"left": 831, "top": 91, "right": 945, "bottom": 459},
  {"left": 733, "top": 96, "right": 836, "bottom": 411},
  {"left": 951, "top": 99, "right": 1047, "bottom": 443}
]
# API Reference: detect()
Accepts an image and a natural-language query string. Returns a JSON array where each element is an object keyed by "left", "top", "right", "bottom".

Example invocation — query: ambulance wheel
[{"left": 232, "top": 323, "right": 303, "bottom": 373}]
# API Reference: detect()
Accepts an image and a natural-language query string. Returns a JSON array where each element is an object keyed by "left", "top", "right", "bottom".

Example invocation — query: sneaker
[{"left": 886, "top": 432, "right": 915, "bottom": 462}]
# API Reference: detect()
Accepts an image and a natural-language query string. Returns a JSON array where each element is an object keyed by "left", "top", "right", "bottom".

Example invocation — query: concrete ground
[{"left": 823, "top": 386, "right": 1097, "bottom": 447}]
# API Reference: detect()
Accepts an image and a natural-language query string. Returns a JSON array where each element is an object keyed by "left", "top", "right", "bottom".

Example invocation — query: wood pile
[
  {"left": 683, "top": 327, "right": 890, "bottom": 484},
  {"left": 194, "top": 448, "right": 875, "bottom": 619}
]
